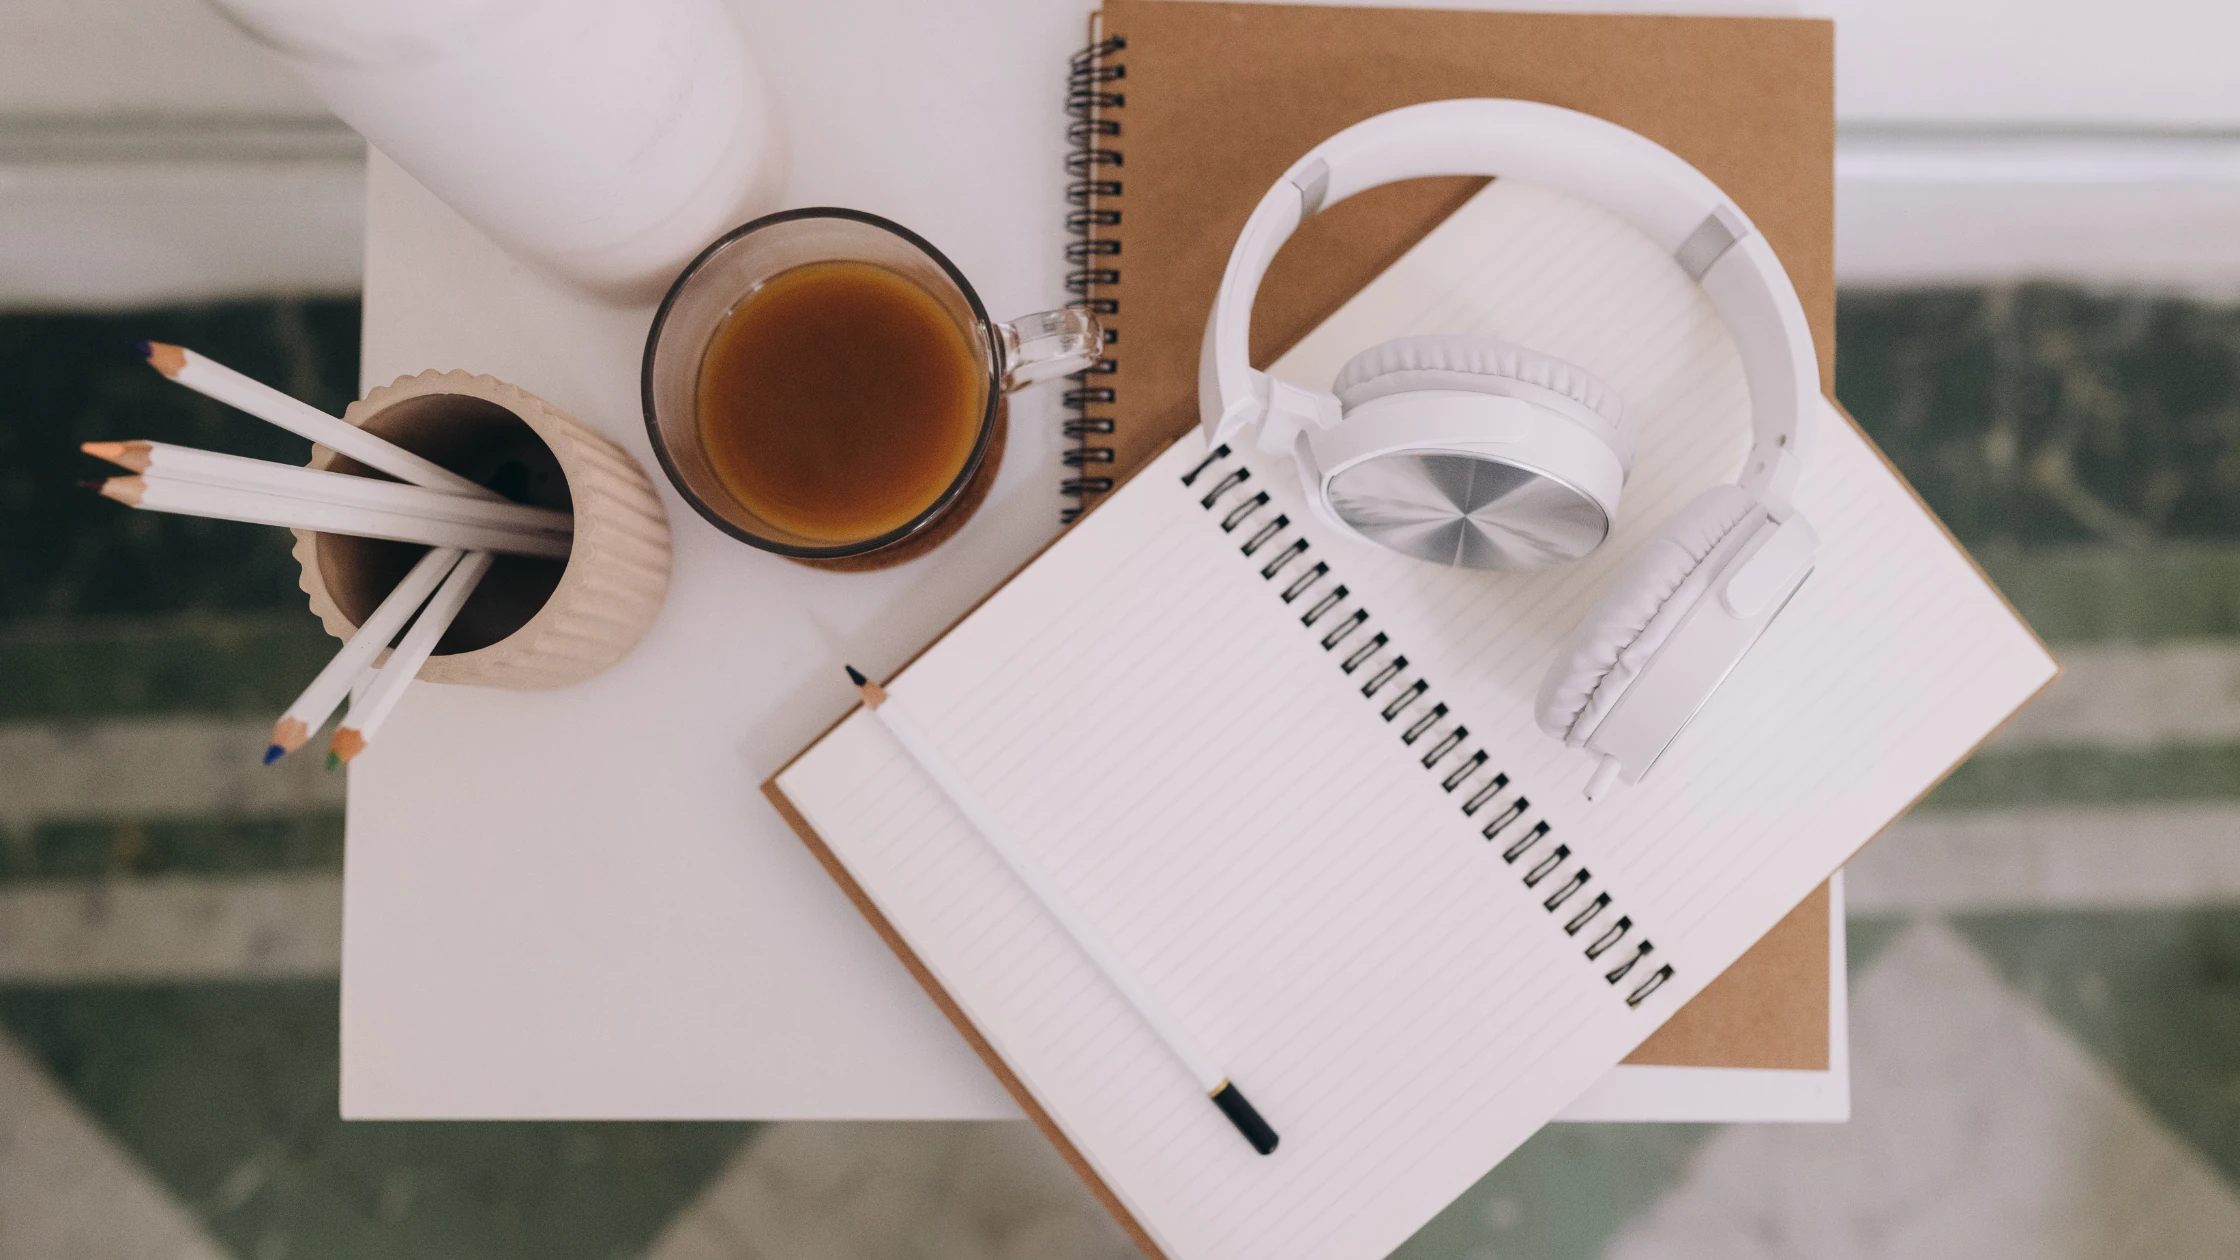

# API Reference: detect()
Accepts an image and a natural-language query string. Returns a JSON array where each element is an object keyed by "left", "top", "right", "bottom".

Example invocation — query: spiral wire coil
[
  {"left": 1185, "top": 443, "right": 1676, "bottom": 1009},
  {"left": 1062, "top": 34, "right": 1127, "bottom": 521}
]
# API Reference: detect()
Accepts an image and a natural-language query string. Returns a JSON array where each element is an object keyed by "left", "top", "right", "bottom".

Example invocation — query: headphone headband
[{"left": 1202, "top": 100, "right": 1818, "bottom": 502}]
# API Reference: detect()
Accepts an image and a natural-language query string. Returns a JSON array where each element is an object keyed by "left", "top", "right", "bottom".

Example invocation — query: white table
[{"left": 341, "top": 0, "right": 1845, "bottom": 1122}]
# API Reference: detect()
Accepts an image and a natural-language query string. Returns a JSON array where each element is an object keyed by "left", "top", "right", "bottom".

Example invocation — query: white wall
[
  {"left": 0, "top": 0, "right": 359, "bottom": 308},
  {"left": 1808, "top": 0, "right": 2240, "bottom": 291},
  {"left": 0, "top": 0, "right": 319, "bottom": 117},
  {"left": 1811, "top": 0, "right": 2240, "bottom": 128}
]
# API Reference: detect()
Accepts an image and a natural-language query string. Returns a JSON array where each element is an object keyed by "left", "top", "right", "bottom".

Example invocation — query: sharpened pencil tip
[
  {"left": 139, "top": 341, "right": 186, "bottom": 377},
  {"left": 76, "top": 479, "right": 103, "bottom": 492},
  {"left": 92, "top": 475, "right": 143, "bottom": 505},
  {"left": 129, "top": 338, "right": 151, "bottom": 359},
  {"left": 324, "top": 751, "right": 342, "bottom": 771},
  {"left": 269, "top": 717, "right": 307, "bottom": 754},
  {"left": 846, "top": 666, "right": 887, "bottom": 710},
  {"left": 330, "top": 727, "right": 366, "bottom": 763},
  {"left": 263, "top": 744, "right": 285, "bottom": 765}
]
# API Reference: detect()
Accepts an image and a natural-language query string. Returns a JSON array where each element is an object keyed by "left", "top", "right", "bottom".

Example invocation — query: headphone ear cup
[
  {"left": 1332, "top": 334, "right": 1634, "bottom": 466},
  {"left": 1535, "top": 485, "right": 1757, "bottom": 744}
]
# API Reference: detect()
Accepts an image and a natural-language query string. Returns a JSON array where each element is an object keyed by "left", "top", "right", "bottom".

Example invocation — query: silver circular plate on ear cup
[{"left": 1324, "top": 451, "right": 1610, "bottom": 570}]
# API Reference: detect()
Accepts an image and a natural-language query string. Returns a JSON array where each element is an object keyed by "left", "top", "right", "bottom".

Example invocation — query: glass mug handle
[{"left": 996, "top": 307, "right": 1104, "bottom": 391}]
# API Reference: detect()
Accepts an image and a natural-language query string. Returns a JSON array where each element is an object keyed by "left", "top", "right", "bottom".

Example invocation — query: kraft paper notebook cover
[{"left": 1062, "top": 0, "right": 1838, "bottom": 1071}]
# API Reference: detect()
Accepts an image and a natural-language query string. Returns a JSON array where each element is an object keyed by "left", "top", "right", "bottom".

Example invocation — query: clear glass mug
[{"left": 641, "top": 207, "right": 1102, "bottom": 560}]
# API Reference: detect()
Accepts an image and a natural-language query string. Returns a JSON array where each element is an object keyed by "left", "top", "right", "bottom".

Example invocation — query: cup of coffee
[{"left": 642, "top": 207, "right": 1103, "bottom": 563}]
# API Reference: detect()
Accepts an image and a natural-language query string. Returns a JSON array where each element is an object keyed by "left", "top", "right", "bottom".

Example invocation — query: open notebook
[{"left": 770, "top": 181, "right": 2055, "bottom": 1259}]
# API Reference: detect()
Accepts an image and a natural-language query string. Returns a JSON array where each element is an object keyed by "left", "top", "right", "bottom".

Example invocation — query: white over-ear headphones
[{"left": 1200, "top": 99, "right": 1823, "bottom": 798}]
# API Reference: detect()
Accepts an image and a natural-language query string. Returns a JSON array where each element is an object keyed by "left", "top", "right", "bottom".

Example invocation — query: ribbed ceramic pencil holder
[{"left": 292, "top": 370, "right": 671, "bottom": 689}]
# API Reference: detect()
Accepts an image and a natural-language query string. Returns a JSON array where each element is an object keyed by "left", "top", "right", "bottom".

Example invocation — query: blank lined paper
[
  {"left": 783, "top": 445, "right": 1636, "bottom": 1259},
  {"left": 775, "top": 180, "right": 2054, "bottom": 1260}
]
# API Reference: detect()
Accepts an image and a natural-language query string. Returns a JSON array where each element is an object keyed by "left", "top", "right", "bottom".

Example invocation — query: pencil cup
[{"left": 292, "top": 370, "right": 671, "bottom": 689}]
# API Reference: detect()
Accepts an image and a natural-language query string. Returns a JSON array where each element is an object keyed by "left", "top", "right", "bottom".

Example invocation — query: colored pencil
[
  {"left": 85, "top": 441, "right": 571, "bottom": 536},
  {"left": 845, "top": 664, "right": 1279, "bottom": 1155},
  {"left": 95, "top": 476, "right": 570, "bottom": 560},
  {"left": 326, "top": 667, "right": 377, "bottom": 770},
  {"left": 266, "top": 547, "right": 466, "bottom": 763},
  {"left": 335, "top": 666, "right": 377, "bottom": 768},
  {"left": 330, "top": 551, "right": 497, "bottom": 763},
  {"left": 136, "top": 341, "right": 501, "bottom": 501}
]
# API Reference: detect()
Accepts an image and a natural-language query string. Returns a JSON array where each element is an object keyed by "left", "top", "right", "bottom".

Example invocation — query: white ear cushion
[
  {"left": 1535, "top": 485, "right": 1758, "bottom": 743},
  {"left": 1333, "top": 334, "right": 1635, "bottom": 467}
]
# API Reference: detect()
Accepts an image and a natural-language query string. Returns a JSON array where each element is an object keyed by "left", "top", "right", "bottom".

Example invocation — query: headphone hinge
[
  {"left": 1741, "top": 440, "right": 1803, "bottom": 514},
  {"left": 1259, "top": 378, "right": 1342, "bottom": 455}
]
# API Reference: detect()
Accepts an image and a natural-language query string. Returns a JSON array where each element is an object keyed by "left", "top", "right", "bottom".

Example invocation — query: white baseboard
[
  {"left": 1836, "top": 129, "right": 2240, "bottom": 295},
  {"left": 0, "top": 118, "right": 363, "bottom": 310},
  {"left": 0, "top": 158, "right": 363, "bottom": 309},
  {"left": 7, "top": 123, "right": 2240, "bottom": 308}
]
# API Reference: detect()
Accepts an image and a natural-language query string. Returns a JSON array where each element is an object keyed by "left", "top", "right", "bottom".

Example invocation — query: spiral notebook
[
  {"left": 769, "top": 416, "right": 2050, "bottom": 1260},
  {"left": 1062, "top": 0, "right": 1849, "bottom": 1075},
  {"left": 765, "top": 9, "right": 2053, "bottom": 1258},
  {"left": 771, "top": 170, "right": 2055, "bottom": 1260}
]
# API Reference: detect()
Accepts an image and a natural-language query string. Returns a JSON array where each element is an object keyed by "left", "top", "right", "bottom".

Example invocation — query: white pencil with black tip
[
  {"left": 84, "top": 441, "right": 571, "bottom": 536},
  {"left": 92, "top": 476, "right": 569, "bottom": 560},
  {"left": 135, "top": 340, "right": 503, "bottom": 501},
  {"left": 265, "top": 546, "right": 466, "bottom": 764},
  {"left": 330, "top": 551, "right": 496, "bottom": 763},
  {"left": 845, "top": 664, "right": 1279, "bottom": 1155}
]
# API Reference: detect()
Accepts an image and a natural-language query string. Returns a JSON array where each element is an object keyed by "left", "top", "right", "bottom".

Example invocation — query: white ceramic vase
[{"left": 209, "top": 0, "right": 785, "bottom": 296}]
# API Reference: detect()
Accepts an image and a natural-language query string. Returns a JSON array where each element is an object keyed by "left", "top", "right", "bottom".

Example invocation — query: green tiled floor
[
  {"left": 1394, "top": 1125, "right": 1711, "bottom": 1260},
  {"left": 0, "top": 615, "right": 344, "bottom": 722},
  {"left": 1837, "top": 286, "right": 2240, "bottom": 549},
  {"left": 1929, "top": 744, "right": 2240, "bottom": 809},
  {"left": 2, "top": 813, "right": 344, "bottom": 883},
  {"left": 1958, "top": 910, "right": 2240, "bottom": 1189},
  {"left": 0, "top": 984, "right": 750, "bottom": 1260},
  {"left": 1975, "top": 544, "right": 2240, "bottom": 644},
  {"left": 5, "top": 286, "right": 2240, "bottom": 1257},
  {"left": 1, "top": 303, "right": 360, "bottom": 624}
]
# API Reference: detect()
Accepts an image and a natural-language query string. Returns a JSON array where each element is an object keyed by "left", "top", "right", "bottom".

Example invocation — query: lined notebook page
[
  {"left": 780, "top": 444, "right": 1647, "bottom": 1260},
  {"left": 777, "top": 181, "right": 2055, "bottom": 1260}
]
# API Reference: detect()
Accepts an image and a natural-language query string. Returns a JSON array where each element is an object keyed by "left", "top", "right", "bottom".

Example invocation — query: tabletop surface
[
  {"left": 342, "top": 0, "right": 1841, "bottom": 1121},
  {"left": 343, "top": 0, "right": 1097, "bottom": 1119}
]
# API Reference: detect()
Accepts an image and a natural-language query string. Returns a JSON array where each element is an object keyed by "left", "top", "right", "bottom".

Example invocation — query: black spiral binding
[
  {"left": 1062, "top": 31, "right": 1125, "bottom": 522},
  {"left": 1184, "top": 444, "right": 1675, "bottom": 1010}
]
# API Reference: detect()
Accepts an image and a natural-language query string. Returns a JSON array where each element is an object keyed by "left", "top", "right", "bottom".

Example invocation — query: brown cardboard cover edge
[{"left": 763, "top": 779, "right": 1172, "bottom": 1259}]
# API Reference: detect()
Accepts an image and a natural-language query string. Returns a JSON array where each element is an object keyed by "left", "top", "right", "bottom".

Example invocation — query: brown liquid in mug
[{"left": 696, "top": 261, "right": 984, "bottom": 545}]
